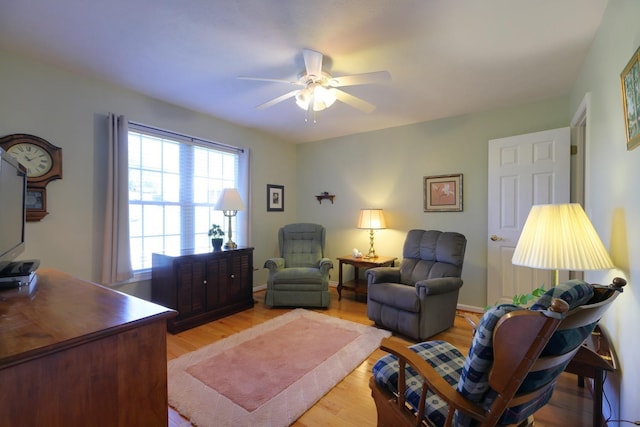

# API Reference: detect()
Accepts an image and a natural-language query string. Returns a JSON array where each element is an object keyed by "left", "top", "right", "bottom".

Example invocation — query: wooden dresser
[
  {"left": 152, "top": 247, "right": 254, "bottom": 333},
  {"left": 0, "top": 269, "right": 176, "bottom": 426}
]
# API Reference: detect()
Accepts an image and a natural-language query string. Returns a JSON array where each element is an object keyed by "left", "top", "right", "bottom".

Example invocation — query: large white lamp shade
[{"left": 512, "top": 203, "right": 614, "bottom": 284}]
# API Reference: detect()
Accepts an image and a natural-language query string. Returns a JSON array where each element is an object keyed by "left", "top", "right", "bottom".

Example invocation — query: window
[{"left": 127, "top": 125, "right": 242, "bottom": 272}]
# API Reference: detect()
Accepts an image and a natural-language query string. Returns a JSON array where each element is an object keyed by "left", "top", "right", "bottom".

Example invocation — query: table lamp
[
  {"left": 215, "top": 188, "right": 244, "bottom": 249},
  {"left": 512, "top": 203, "right": 614, "bottom": 285},
  {"left": 357, "top": 209, "right": 387, "bottom": 258}
]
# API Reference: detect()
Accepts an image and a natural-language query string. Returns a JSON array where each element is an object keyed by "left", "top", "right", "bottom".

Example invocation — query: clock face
[{"left": 7, "top": 143, "right": 54, "bottom": 178}]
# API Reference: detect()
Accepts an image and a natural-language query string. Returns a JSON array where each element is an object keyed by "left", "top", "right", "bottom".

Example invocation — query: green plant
[
  {"left": 485, "top": 284, "right": 546, "bottom": 311},
  {"left": 208, "top": 224, "right": 224, "bottom": 238},
  {"left": 511, "top": 285, "right": 547, "bottom": 306}
]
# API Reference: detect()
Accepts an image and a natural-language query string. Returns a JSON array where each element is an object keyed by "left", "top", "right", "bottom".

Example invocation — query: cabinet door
[
  {"left": 219, "top": 251, "right": 251, "bottom": 305},
  {"left": 176, "top": 259, "right": 206, "bottom": 317},
  {"left": 204, "top": 258, "right": 220, "bottom": 309},
  {"left": 236, "top": 251, "right": 252, "bottom": 298},
  {"left": 217, "top": 254, "right": 231, "bottom": 306}
]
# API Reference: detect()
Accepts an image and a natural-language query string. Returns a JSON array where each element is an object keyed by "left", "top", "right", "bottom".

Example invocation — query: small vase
[{"left": 212, "top": 238, "right": 224, "bottom": 251}]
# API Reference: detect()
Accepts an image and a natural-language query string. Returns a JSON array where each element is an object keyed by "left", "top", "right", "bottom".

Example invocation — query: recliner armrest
[
  {"left": 415, "top": 277, "right": 463, "bottom": 296},
  {"left": 319, "top": 258, "right": 334, "bottom": 274},
  {"left": 264, "top": 257, "right": 285, "bottom": 271},
  {"left": 367, "top": 267, "right": 401, "bottom": 285}
]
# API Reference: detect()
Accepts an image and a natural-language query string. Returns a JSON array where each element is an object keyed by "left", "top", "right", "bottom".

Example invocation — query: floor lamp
[
  {"left": 357, "top": 209, "right": 387, "bottom": 259},
  {"left": 512, "top": 203, "right": 614, "bottom": 285},
  {"left": 215, "top": 188, "right": 244, "bottom": 250}
]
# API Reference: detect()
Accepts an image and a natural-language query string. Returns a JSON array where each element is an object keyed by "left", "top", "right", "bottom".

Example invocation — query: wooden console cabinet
[
  {"left": 152, "top": 247, "right": 254, "bottom": 333},
  {"left": 0, "top": 269, "right": 176, "bottom": 426}
]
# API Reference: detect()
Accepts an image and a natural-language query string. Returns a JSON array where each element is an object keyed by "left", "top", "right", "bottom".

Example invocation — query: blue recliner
[
  {"left": 264, "top": 223, "right": 333, "bottom": 308},
  {"left": 367, "top": 230, "right": 467, "bottom": 340}
]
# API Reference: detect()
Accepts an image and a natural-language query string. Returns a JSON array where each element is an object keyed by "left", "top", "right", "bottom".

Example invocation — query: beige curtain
[
  {"left": 101, "top": 113, "right": 132, "bottom": 284},
  {"left": 237, "top": 148, "right": 251, "bottom": 247}
]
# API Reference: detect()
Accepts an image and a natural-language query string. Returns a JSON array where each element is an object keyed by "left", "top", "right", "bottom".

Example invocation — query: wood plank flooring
[{"left": 167, "top": 287, "right": 593, "bottom": 426}]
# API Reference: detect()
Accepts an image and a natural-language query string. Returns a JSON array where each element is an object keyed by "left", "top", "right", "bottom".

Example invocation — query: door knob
[{"left": 490, "top": 235, "right": 502, "bottom": 241}]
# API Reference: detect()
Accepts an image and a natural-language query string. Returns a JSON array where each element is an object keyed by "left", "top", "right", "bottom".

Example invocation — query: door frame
[{"left": 569, "top": 93, "right": 591, "bottom": 281}]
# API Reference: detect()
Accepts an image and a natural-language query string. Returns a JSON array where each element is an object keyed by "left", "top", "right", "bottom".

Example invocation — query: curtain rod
[{"left": 128, "top": 121, "right": 244, "bottom": 153}]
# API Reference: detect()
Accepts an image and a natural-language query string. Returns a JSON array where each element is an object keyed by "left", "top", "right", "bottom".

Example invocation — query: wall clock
[{"left": 0, "top": 133, "right": 63, "bottom": 221}]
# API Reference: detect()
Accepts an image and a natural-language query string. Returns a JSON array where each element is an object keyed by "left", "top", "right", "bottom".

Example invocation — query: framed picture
[
  {"left": 25, "top": 187, "right": 49, "bottom": 222},
  {"left": 620, "top": 46, "right": 640, "bottom": 150},
  {"left": 267, "top": 184, "right": 284, "bottom": 212},
  {"left": 424, "top": 174, "right": 463, "bottom": 212}
]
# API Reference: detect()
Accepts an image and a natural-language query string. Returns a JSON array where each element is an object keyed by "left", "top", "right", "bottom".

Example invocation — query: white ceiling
[{"left": 0, "top": 0, "right": 608, "bottom": 143}]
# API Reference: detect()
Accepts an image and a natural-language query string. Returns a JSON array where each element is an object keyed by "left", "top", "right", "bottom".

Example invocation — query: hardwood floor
[{"left": 167, "top": 287, "right": 593, "bottom": 426}]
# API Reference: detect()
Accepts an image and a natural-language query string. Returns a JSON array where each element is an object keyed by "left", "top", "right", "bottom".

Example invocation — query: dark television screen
[{"left": 0, "top": 149, "right": 27, "bottom": 271}]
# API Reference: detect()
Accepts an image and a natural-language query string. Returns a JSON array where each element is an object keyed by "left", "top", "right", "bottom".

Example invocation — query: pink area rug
[{"left": 168, "top": 309, "right": 391, "bottom": 427}]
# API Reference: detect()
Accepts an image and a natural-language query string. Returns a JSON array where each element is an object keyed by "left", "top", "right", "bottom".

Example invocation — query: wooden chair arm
[{"left": 378, "top": 337, "right": 487, "bottom": 424}]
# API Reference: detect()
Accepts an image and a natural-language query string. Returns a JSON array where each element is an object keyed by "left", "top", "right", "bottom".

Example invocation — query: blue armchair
[
  {"left": 264, "top": 223, "right": 333, "bottom": 308},
  {"left": 367, "top": 230, "right": 467, "bottom": 340}
]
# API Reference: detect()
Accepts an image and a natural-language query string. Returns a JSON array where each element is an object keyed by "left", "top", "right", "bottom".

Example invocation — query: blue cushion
[
  {"left": 511, "top": 279, "right": 596, "bottom": 401},
  {"left": 530, "top": 279, "right": 593, "bottom": 311},
  {"left": 457, "top": 304, "right": 524, "bottom": 401},
  {"left": 530, "top": 280, "right": 595, "bottom": 357},
  {"left": 372, "top": 340, "right": 465, "bottom": 426}
]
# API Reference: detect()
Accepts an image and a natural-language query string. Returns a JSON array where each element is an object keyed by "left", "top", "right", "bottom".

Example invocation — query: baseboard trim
[
  {"left": 252, "top": 281, "right": 338, "bottom": 293},
  {"left": 457, "top": 303, "right": 484, "bottom": 313}
]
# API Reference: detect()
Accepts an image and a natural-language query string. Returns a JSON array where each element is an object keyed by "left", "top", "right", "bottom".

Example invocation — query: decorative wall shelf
[{"left": 315, "top": 193, "right": 335, "bottom": 204}]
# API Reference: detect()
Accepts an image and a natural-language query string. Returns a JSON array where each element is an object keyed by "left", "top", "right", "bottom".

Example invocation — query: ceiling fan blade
[
  {"left": 256, "top": 90, "right": 299, "bottom": 110},
  {"left": 303, "top": 49, "right": 323, "bottom": 78},
  {"left": 238, "top": 76, "right": 302, "bottom": 85},
  {"left": 333, "top": 89, "right": 376, "bottom": 113},
  {"left": 329, "top": 71, "right": 391, "bottom": 87}
]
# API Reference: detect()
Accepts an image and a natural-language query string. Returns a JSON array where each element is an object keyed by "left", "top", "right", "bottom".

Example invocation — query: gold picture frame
[
  {"left": 423, "top": 174, "right": 463, "bottom": 212},
  {"left": 620, "top": 46, "right": 640, "bottom": 150}
]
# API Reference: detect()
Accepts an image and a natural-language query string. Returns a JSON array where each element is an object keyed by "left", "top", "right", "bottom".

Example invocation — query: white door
[{"left": 487, "top": 128, "right": 570, "bottom": 305}]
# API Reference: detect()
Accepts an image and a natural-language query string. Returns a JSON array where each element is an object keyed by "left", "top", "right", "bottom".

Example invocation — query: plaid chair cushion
[
  {"left": 372, "top": 340, "right": 466, "bottom": 426},
  {"left": 514, "top": 280, "right": 595, "bottom": 399},
  {"left": 530, "top": 280, "right": 595, "bottom": 358},
  {"left": 530, "top": 279, "right": 593, "bottom": 311},
  {"left": 456, "top": 304, "right": 524, "bottom": 401}
]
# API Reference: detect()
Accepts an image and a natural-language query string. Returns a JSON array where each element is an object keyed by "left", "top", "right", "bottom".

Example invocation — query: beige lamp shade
[
  {"left": 357, "top": 209, "right": 387, "bottom": 230},
  {"left": 357, "top": 209, "right": 386, "bottom": 258},
  {"left": 215, "top": 188, "right": 245, "bottom": 212},
  {"left": 512, "top": 203, "right": 614, "bottom": 271},
  {"left": 214, "top": 188, "right": 244, "bottom": 250}
]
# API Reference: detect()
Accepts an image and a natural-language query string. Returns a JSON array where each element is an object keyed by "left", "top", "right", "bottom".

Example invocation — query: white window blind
[{"left": 127, "top": 123, "right": 243, "bottom": 272}]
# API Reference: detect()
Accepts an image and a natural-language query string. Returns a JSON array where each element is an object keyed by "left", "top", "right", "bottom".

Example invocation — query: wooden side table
[
  {"left": 564, "top": 324, "right": 617, "bottom": 427},
  {"left": 336, "top": 255, "right": 397, "bottom": 301}
]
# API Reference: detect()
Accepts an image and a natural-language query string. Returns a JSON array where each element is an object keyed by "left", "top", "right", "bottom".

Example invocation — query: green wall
[
  {"left": 0, "top": 49, "right": 297, "bottom": 291},
  {"left": 568, "top": 0, "right": 640, "bottom": 423},
  {"left": 296, "top": 98, "right": 569, "bottom": 308}
]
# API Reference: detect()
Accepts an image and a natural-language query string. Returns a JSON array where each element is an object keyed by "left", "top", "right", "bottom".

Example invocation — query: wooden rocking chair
[{"left": 370, "top": 278, "right": 626, "bottom": 427}]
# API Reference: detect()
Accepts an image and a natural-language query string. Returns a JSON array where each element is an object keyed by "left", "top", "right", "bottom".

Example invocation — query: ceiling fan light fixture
[
  {"left": 315, "top": 86, "right": 336, "bottom": 110},
  {"left": 295, "top": 85, "right": 336, "bottom": 111},
  {"left": 295, "top": 87, "right": 312, "bottom": 110},
  {"left": 242, "top": 49, "right": 388, "bottom": 114}
]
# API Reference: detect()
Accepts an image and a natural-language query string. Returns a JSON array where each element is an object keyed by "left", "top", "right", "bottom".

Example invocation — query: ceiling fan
[{"left": 239, "top": 49, "right": 391, "bottom": 115}]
